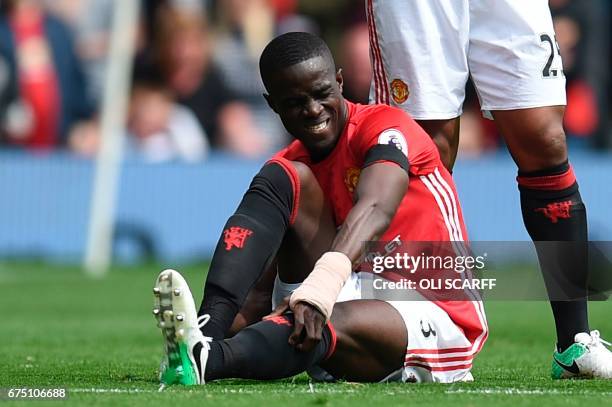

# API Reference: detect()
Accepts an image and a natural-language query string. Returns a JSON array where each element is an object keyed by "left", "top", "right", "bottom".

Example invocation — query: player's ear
[
  {"left": 336, "top": 68, "right": 344, "bottom": 93},
  {"left": 263, "top": 93, "right": 278, "bottom": 113}
]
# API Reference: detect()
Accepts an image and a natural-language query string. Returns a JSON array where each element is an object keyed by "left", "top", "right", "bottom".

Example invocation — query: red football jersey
[
  {"left": 274, "top": 101, "right": 467, "bottom": 242},
  {"left": 272, "top": 100, "right": 487, "bottom": 354}
]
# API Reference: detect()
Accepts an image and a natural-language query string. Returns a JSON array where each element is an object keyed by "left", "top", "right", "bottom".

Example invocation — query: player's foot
[
  {"left": 153, "top": 269, "right": 212, "bottom": 386},
  {"left": 552, "top": 330, "right": 612, "bottom": 379}
]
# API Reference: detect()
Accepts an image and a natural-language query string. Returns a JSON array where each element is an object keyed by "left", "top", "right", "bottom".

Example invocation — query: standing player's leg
[
  {"left": 366, "top": 0, "right": 468, "bottom": 171},
  {"left": 468, "top": 0, "right": 590, "bottom": 350},
  {"left": 468, "top": 0, "right": 610, "bottom": 378},
  {"left": 494, "top": 107, "right": 611, "bottom": 379},
  {"left": 417, "top": 119, "right": 461, "bottom": 171},
  {"left": 492, "top": 106, "right": 591, "bottom": 346}
]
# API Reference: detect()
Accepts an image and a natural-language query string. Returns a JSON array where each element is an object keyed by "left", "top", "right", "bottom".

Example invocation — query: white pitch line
[
  {"left": 446, "top": 388, "right": 612, "bottom": 396},
  {"left": 69, "top": 387, "right": 356, "bottom": 395},
  {"left": 69, "top": 387, "right": 612, "bottom": 397},
  {"left": 71, "top": 388, "right": 158, "bottom": 394}
]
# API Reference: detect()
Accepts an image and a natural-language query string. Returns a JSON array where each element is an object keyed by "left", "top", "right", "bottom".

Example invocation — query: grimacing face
[{"left": 264, "top": 56, "right": 348, "bottom": 161}]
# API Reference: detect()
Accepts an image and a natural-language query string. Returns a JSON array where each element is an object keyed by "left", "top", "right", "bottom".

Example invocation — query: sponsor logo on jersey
[
  {"left": 378, "top": 129, "right": 408, "bottom": 156},
  {"left": 390, "top": 78, "right": 409, "bottom": 104},
  {"left": 344, "top": 167, "right": 361, "bottom": 193},
  {"left": 223, "top": 226, "right": 253, "bottom": 251},
  {"left": 535, "top": 200, "right": 573, "bottom": 223}
]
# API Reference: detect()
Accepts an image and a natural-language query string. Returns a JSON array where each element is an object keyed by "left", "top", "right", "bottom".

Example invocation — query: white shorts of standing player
[
  {"left": 273, "top": 273, "right": 484, "bottom": 383},
  {"left": 366, "top": 0, "right": 567, "bottom": 120}
]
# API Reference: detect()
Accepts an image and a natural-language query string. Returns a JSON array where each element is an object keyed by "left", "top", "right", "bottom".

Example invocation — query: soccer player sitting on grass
[{"left": 152, "top": 31, "right": 491, "bottom": 385}]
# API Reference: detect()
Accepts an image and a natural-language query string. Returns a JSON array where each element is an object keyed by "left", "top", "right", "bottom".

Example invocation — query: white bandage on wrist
[{"left": 289, "top": 251, "right": 352, "bottom": 321}]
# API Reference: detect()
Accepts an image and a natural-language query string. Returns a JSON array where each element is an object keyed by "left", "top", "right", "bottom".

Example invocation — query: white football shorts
[
  {"left": 366, "top": 0, "right": 567, "bottom": 119},
  {"left": 273, "top": 273, "right": 480, "bottom": 383}
]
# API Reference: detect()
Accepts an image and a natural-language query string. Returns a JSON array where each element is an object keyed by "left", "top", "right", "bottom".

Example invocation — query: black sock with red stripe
[
  {"left": 517, "top": 161, "right": 589, "bottom": 351},
  {"left": 198, "top": 161, "right": 298, "bottom": 340},
  {"left": 204, "top": 314, "right": 336, "bottom": 381}
]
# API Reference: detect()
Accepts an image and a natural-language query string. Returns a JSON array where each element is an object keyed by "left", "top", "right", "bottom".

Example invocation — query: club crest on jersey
[
  {"left": 223, "top": 227, "right": 253, "bottom": 251},
  {"left": 344, "top": 167, "right": 361, "bottom": 193},
  {"left": 390, "top": 78, "right": 409, "bottom": 104},
  {"left": 378, "top": 129, "right": 408, "bottom": 156}
]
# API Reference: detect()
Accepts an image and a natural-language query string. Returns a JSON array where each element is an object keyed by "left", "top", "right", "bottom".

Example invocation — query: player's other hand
[{"left": 264, "top": 296, "right": 326, "bottom": 352}]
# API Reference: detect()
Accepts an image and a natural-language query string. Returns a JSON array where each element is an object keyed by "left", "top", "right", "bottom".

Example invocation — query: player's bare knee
[
  {"left": 541, "top": 126, "right": 567, "bottom": 160},
  {"left": 290, "top": 160, "right": 318, "bottom": 192},
  {"left": 286, "top": 159, "right": 333, "bottom": 229},
  {"left": 527, "top": 125, "right": 568, "bottom": 169}
]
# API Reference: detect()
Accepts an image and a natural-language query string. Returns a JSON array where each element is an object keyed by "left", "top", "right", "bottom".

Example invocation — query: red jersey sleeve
[{"left": 349, "top": 105, "right": 440, "bottom": 175}]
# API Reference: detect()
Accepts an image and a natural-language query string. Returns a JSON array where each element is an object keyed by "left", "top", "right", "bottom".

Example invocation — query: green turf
[{"left": 1, "top": 262, "right": 610, "bottom": 406}]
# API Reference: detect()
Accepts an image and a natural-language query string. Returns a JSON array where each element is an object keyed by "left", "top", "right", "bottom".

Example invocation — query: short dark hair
[{"left": 259, "top": 32, "right": 334, "bottom": 90}]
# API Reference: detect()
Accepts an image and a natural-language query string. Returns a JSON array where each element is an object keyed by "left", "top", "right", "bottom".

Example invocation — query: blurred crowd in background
[{"left": 0, "top": 0, "right": 610, "bottom": 163}]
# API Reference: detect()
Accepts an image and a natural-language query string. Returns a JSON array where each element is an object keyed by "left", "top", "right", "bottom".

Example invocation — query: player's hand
[
  {"left": 263, "top": 297, "right": 326, "bottom": 352},
  {"left": 289, "top": 301, "right": 326, "bottom": 352}
]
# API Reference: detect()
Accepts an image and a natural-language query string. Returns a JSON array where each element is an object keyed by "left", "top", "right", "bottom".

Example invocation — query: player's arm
[
  {"left": 331, "top": 159, "right": 408, "bottom": 263},
  {"left": 280, "top": 142, "right": 409, "bottom": 351},
  {"left": 332, "top": 121, "right": 412, "bottom": 263}
]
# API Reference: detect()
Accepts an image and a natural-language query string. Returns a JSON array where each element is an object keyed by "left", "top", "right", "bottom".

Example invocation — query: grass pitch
[{"left": 1, "top": 263, "right": 610, "bottom": 406}]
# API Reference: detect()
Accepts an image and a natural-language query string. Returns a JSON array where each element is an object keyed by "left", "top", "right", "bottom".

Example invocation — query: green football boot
[
  {"left": 153, "top": 269, "right": 212, "bottom": 386},
  {"left": 552, "top": 331, "right": 612, "bottom": 379}
]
